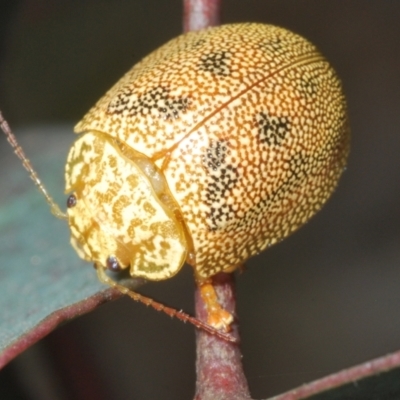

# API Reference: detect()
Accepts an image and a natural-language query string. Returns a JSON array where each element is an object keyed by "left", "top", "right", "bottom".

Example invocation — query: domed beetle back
[{"left": 1, "top": 23, "right": 350, "bottom": 338}]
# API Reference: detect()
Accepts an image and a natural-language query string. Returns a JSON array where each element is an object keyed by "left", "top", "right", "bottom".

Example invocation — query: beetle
[{"left": 1, "top": 23, "right": 349, "bottom": 340}]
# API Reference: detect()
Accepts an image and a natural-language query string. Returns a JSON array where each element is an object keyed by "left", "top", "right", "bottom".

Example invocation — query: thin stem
[
  {"left": 96, "top": 266, "right": 237, "bottom": 343},
  {"left": 183, "top": 0, "right": 221, "bottom": 32},
  {"left": 183, "top": 1, "right": 251, "bottom": 398},
  {"left": 194, "top": 273, "right": 251, "bottom": 399}
]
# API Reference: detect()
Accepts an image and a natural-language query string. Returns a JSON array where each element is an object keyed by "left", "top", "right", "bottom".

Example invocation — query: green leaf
[{"left": 0, "top": 126, "right": 128, "bottom": 367}]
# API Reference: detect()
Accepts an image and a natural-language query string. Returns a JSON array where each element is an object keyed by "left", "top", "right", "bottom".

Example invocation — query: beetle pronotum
[{"left": 1, "top": 23, "right": 349, "bottom": 341}]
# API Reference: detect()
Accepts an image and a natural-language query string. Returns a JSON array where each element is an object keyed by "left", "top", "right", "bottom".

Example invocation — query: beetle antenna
[
  {"left": 96, "top": 266, "right": 238, "bottom": 343},
  {"left": 0, "top": 111, "right": 67, "bottom": 220}
]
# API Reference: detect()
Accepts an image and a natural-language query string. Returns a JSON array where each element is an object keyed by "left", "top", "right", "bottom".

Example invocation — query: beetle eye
[
  {"left": 106, "top": 255, "right": 121, "bottom": 272},
  {"left": 66, "top": 194, "right": 77, "bottom": 208}
]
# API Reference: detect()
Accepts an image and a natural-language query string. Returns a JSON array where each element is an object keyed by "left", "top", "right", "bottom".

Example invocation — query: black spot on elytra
[
  {"left": 204, "top": 140, "right": 229, "bottom": 171},
  {"left": 299, "top": 75, "right": 318, "bottom": 97},
  {"left": 108, "top": 86, "right": 190, "bottom": 121},
  {"left": 198, "top": 51, "right": 231, "bottom": 77},
  {"left": 255, "top": 112, "right": 291, "bottom": 146},
  {"left": 202, "top": 140, "right": 239, "bottom": 231}
]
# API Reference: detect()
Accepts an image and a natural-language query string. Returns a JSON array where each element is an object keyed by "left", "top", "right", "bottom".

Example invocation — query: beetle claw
[
  {"left": 207, "top": 308, "right": 234, "bottom": 332},
  {"left": 199, "top": 280, "right": 234, "bottom": 332}
]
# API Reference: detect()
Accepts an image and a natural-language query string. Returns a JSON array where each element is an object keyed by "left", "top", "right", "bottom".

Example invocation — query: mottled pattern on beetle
[
  {"left": 74, "top": 23, "right": 322, "bottom": 159},
  {"left": 72, "top": 23, "right": 349, "bottom": 280},
  {"left": 202, "top": 140, "right": 239, "bottom": 231},
  {"left": 198, "top": 51, "right": 231, "bottom": 76},
  {"left": 254, "top": 112, "right": 291, "bottom": 146},
  {"left": 165, "top": 56, "right": 348, "bottom": 278},
  {"left": 108, "top": 86, "right": 191, "bottom": 121},
  {"left": 66, "top": 132, "right": 187, "bottom": 280}
]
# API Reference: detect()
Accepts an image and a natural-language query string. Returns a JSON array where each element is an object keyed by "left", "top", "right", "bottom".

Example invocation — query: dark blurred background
[{"left": 0, "top": 1, "right": 399, "bottom": 399}]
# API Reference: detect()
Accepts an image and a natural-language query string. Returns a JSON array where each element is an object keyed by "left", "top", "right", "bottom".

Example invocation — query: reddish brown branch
[
  {"left": 182, "top": 1, "right": 251, "bottom": 399},
  {"left": 194, "top": 273, "right": 251, "bottom": 400},
  {"left": 183, "top": 0, "right": 221, "bottom": 32}
]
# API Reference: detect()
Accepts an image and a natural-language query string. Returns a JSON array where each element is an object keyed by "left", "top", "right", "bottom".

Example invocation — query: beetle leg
[
  {"left": 95, "top": 264, "right": 238, "bottom": 342},
  {"left": 198, "top": 280, "right": 234, "bottom": 332}
]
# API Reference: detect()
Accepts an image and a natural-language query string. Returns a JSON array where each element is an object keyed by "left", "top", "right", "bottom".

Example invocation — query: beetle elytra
[{"left": 1, "top": 23, "right": 349, "bottom": 339}]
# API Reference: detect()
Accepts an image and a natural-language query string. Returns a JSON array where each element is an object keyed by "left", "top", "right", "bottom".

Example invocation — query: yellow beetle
[{"left": 1, "top": 23, "right": 349, "bottom": 337}]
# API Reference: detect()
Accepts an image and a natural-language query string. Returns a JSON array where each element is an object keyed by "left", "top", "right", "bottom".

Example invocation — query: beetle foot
[{"left": 199, "top": 281, "right": 233, "bottom": 331}]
